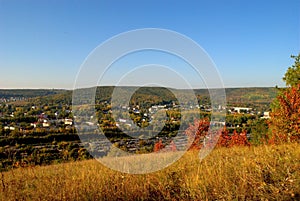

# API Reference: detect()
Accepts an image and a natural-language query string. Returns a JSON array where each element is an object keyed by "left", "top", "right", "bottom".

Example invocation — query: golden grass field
[{"left": 1, "top": 144, "right": 299, "bottom": 201}]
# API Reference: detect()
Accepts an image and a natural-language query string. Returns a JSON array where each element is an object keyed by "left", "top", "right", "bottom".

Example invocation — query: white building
[
  {"left": 261, "top": 112, "right": 270, "bottom": 119},
  {"left": 64, "top": 118, "right": 73, "bottom": 125},
  {"left": 231, "top": 107, "right": 252, "bottom": 114}
]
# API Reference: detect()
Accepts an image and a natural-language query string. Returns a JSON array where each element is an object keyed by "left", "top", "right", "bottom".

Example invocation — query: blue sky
[{"left": 0, "top": 0, "right": 299, "bottom": 89}]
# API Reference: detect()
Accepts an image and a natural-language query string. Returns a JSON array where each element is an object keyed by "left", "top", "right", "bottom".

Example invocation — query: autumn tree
[
  {"left": 215, "top": 127, "right": 230, "bottom": 147},
  {"left": 185, "top": 118, "right": 210, "bottom": 150},
  {"left": 185, "top": 118, "right": 250, "bottom": 149},
  {"left": 216, "top": 128, "right": 250, "bottom": 147},
  {"left": 270, "top": 53, "right": 300, "bottom": 143},
  {"left": 269, "top": 84, "right": 300, "bottom": 143},
  {"left": 229, "top": 130, "right": 250, "bottom": 147}
]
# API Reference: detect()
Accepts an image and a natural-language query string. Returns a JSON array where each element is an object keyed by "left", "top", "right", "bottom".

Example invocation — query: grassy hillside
[{"left": 1, "top": 144, "right": 299, "bottom": 200}]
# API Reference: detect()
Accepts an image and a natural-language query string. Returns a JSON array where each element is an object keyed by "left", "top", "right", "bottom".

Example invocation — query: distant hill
[
  {"left": 0, "top": 87, "right": 279, "bottom": 110},
  {"left": 0, "top": 89, "right": 67, "bottom": 99},
  {"left": 224, "top": 87, "right": 278, "bottom": 110}
]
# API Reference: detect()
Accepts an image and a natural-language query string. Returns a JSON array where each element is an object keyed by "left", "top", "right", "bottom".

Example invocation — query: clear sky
[{"left": 0, "top": 0, "right": 299, "bottom": 89}]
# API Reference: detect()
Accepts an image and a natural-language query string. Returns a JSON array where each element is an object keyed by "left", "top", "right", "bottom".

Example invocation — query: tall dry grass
[{"left": 0, "top": 144, "right": 299, "bottom": 200}]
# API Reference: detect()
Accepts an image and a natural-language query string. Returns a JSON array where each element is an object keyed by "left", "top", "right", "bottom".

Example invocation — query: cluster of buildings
[
  {"left": 0, "top": 97, "right": 28, "bottom": 103},
  {"left": 228, "top": 106, "right": 270, "bottom": 118},
  {"left": 1, "top": 99, "right": 272, "bottom": 135}
]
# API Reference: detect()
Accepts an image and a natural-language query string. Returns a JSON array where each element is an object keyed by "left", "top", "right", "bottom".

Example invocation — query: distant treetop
[{"left": 283, "top": 53, "right": 300, "bottom": 87}]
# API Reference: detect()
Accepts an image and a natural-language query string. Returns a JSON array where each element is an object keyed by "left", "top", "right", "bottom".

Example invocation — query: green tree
[
  {"left": 283, "top": 53, "right": 300, "bottom": 87},
  {"left": 250, "top": 118, "right": 269, "bottom": 145}
]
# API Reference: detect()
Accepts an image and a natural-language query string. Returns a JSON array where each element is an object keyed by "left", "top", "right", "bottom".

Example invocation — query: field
[{"left": 1, "top": 144, "right": 299, "bottom": 201}]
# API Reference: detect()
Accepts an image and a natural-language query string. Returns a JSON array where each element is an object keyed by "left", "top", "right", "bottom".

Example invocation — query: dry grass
[{"left": 1, "top": 144, "right": 299, "bottom": 200}]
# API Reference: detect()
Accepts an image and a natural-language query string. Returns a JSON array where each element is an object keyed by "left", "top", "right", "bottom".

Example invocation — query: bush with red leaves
[{"left": 185, "top": 118, "right": 250, "bottom": 150}]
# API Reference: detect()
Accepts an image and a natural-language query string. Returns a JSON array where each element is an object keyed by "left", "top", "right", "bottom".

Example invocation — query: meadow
[{"left": 0, "top": 143, "right": 299, "bottom": 201}]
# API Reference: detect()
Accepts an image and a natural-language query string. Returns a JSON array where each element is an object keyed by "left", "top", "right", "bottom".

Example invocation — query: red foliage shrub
[
  {"left": 269, "top": 83, "right": 300, "bottom": 143},
  {"left": 215, "top": 128, "right": 230, "bottom": 147},
  {"left": 169, "top": 140, "right": 177, "bottom": 151},
  {"left": 185, "top": 118, "right": 210, "bottom": 150},
  {"left": 229, "top": 130, "right": 250, "bottom": 147},
  {"left": 185, "top": 118, "right": 251, "bottom": 150},
  {"left": 153, "top": 139, "right": 177, "bottom": 152},
  {"left": 153, "top": 139, "right": 164, "bottom": 152}
]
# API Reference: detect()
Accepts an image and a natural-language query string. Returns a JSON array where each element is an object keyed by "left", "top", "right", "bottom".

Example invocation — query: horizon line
[{"left": 0, "top": 85, "right": 285, "bottom": 90}]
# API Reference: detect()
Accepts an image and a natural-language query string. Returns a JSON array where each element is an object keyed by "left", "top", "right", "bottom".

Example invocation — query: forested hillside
[
  {"left": 0, "top": 89, "right": 66, "bottom": 99},
  {"left": 1, "top": 87, "right": 278, "bottom": 110}
]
